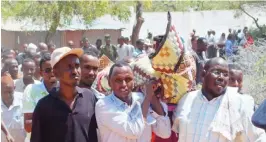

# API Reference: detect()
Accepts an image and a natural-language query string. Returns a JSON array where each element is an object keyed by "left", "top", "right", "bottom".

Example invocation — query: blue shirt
[
  {"left": 133, "top": 48, "right": 145, "bottom": 58},
  {"left": 225, "top": 40, "right": 233, "bottom": 56}
]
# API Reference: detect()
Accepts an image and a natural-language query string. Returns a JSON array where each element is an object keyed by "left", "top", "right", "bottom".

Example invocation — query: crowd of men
[{"left": 1, "top": 29, "right": 265, "bottom": 142}]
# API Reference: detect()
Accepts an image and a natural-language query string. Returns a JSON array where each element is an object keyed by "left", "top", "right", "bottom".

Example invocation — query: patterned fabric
[
  {"left": 92, "top": 65, "right": 112, "bottom": 95},
  {"left": 99, "top": 55, "right": 114, "bottom": 71},
  {"left": 130, "top": 56, "right": 161, "bottom": 86},
  {"left": 152, "top": 25, "right": 184, "bottom": 74}
]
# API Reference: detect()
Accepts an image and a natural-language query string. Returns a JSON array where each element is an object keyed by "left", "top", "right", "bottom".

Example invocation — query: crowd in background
[{"left": 1, "top": 26, "right": 265, "bottom": 142}]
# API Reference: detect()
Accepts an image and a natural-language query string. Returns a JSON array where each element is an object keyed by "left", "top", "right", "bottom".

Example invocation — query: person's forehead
[
  {"left": 229, "top": 69, "right": 243, "bottom": 75},
  {"left": 209, "top": 64, "right": 229, "bottom": 71},
  {"left": 82, "top": 55, "right": 99, "bottom": 63},
  {"left": 112, "top": 66, "right": 132, "bottom": 77},
  {"left": 23, "top": 61, "right": 35, "bottom": 67}
]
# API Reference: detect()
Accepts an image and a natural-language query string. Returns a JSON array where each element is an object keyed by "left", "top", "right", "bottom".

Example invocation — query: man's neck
[
  {"left": 115, "top": 93, "right": 132, "bottom": 105},
  {"left": 59, "top": 84, "right": 77, "bottom": 101},
  {"left": 43, "top": 81, "right": 54, "bottom": 92},
  {"left": 23, "top": 77, "right": 34, "bottom": 86},
  {"left": 79, "top": 82, "right": 91, "bottom": 89}
]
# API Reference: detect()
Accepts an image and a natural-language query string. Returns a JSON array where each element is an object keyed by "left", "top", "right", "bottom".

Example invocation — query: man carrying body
[
  {"left": 96, "top": 62, "right": 171, "bottom": 142},
  {"left": 1, "top": 74, "right": 26, "bottom": 142},
  {"left": 14, "top": 58, "right": 40, "bottom": 93},
  {"left": 100, "top": 34, "right": 118, "bottom": 62},
  {"left": 31, "top": 47, "right": 98, "bottom": 142},
  {"left": 172, "top": 57, "right": 266, "bottom": 142}
]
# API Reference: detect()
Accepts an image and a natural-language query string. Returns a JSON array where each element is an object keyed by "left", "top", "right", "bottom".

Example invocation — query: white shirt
[
  {"left": 117, "top": 44, "right": 134, "bottom": 61},
  {"left": 96, "top": 92, "right": 171, "bottom": 142},
  {"left": 172, "top": 90, "right": 266, "bottom": 142},
  {"left": 1, "top": 92, "right": 26, "bottom": 142},
  {"left": 23, "top": 81, "right": 49, "bottom": 113},
  {"left": 14, "top": 78, "right": 40, "bottom": 93}
]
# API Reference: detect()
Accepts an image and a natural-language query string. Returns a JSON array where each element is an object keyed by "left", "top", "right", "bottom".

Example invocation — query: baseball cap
[{"left": 51, "top": 47, "right": 83, "bottom": 68}]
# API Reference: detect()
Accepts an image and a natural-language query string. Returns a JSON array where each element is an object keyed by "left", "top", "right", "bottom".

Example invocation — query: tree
[
  {"left": 1, "top": 1, "right": 131, "bottom": 43},
  {"left": 232, "top": 1, "right": 266, "bottom": 31}
]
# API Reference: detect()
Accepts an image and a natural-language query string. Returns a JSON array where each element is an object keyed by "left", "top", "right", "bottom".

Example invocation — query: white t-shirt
[
  {"left": 1, "top": 92, "right": 26, "bottom": 142},
  {"left": 117, "top": 44, "right": 134, "bottom": 61}
]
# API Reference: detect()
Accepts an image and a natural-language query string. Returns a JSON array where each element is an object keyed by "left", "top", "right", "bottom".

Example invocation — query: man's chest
[{"left": 1, "top": 106, "right": 23, "bottom": 128}]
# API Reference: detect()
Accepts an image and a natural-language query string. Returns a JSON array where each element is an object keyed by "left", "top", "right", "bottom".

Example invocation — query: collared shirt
[
  {"left": 96, "top": 92, "right": 171, "bottom": 142},
  {"left": 172, "top": 90, "right": 266, "bottom": 142},
  {"left": 23, "top": 81, "right": 49, "bottom": 113},
  {"left": 1, "top": 92, "right": 26, "bottom": 142},
  {"left": 133, "top": 48, "right": 145, "bottom": 58},
  {"left": 14, "top": 78, "right": 40, "bottom": 93},
  {"left": 31, "top": 87, "right": 98, "bottom": 142}
]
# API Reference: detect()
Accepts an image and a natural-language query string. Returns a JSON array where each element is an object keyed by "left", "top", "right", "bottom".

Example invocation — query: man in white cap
[
  {"left": 16, "top": 43, "right": 37, "bottom": 65},
  {"left": 31, "top": 47, "right": 98, "bottom": 142}
]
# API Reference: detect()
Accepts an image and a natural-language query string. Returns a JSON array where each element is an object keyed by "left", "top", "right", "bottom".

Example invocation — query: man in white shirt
[
  {"left": 14, "top": 58, "right": 40, "bottom": 93},
  {"left": 117, "top": 36, "right": 134, "bottom": 62},
  {"left": 1, "top": 74, "right": 26, "bottom": 142},
  {"left": 23, "top": 52, "right": 57, "bottom": 133},
  {"left": 172, "top": 57, "right": 266, "bottom": 142},
  {"left": 96, "top": 62, "right": 171, "bottom": 142}
]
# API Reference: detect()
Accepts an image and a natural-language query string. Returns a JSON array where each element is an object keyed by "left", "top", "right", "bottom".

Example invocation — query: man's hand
[{"left": 6, "top": 133, "right": 14, "bottom": 142}]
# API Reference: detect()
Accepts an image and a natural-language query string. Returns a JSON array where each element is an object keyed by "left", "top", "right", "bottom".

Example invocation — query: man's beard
[{"left": 79, "top": 80, "right": 93, "bottom": 88}]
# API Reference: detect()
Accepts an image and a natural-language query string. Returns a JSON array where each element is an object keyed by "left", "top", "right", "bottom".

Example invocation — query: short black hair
[
  {"left": 136, "top": 39, "right": 144, "bottom": 45},
  {"left": 197, "top": 37, "right": 206, "bottom": 44},
  {"left": 22, "top": 58, "right": 35, "bottom": 68},
  {"left": 83, "top": 47, "right": 100, "bottom": 58},
  {"left": 40, "top": 52, "right": 51, "bottom": 70},
  {"left": 2, "top": 49, "right": 13, "bottom": 58},
  {"left": 108, "top": 62, "right": 131, "bottom": 79},
  {"left": 228, "top": 63, "right": 242, "bottom": 71}
]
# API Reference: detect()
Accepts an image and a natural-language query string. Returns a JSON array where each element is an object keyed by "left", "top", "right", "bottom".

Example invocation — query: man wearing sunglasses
[{"left": 22, "top": 52, "right": 57, "bottom": 134}]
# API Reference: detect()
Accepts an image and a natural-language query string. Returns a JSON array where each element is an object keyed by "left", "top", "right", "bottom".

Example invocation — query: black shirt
[{"left": 31, "top": 87, "right": 98, "bottom": 142}]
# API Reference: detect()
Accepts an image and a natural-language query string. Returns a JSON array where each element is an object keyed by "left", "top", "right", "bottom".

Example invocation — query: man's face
[
  {"left": 40, "top": 60, "right": 57, "bottom": 86},
  {"left": 54, "top": 55, "right": 80, "bottom": 87},
  {"left": 1, "top": 83, "right": 14, "bottom": 102},
  {"left": 105, "top": 39, "right": 110, "bottom": 45},
  {"left": 80, "top": 55, "right": 100, "bottom": 88},
  {"left": 109, "top": 66, "right": 134, "bottom": 100},
  {"left": 202, "top": 64, "right": 229, "bottom": 97},
  {"left": 22, "top": 62, "right": 36, "bottom": 80},
  {"left": 229, "top": 69, "right": 243, "bottom": 91},
  {"left": 8, "top": 60, "right": 19, "bottom": 78},
  {"left": 39, "top": 44, "right": 48, "bottom": 52},
  {"left": 83, "top": 40, "right": 89, "bottom": 47},
  {"left": 138, "top": 42, "right": 145, "bottom": 50},
  {"left": 197, "top": 39, "right": 208, "bottom": 52}
]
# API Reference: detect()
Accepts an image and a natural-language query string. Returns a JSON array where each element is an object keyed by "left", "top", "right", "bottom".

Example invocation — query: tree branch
[{"left": 240, "top": 5, "right": 262, "bottom": 31}]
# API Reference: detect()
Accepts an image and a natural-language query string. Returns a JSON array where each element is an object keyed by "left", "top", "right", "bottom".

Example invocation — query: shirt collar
[
  {"left": 110, "top": 92, "right": 126, "bottom": 107},
  {"left": 50, "top": 86, "right": 83, "bottom": 98}
]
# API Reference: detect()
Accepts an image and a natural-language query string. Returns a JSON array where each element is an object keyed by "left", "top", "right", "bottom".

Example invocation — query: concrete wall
[
  {"left": 63, "top": 29, "right": 121, "bottom": 48},
  {"left": 15, "top": 31, "right": 62, "bottom": 49},
  {"left": 1, "top": 29, "right": 16, "bottom": 50}
]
